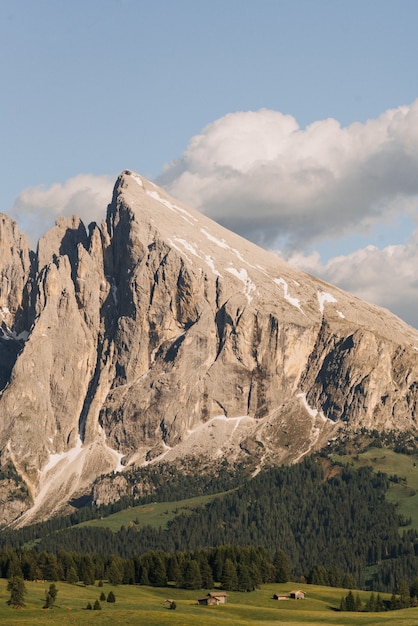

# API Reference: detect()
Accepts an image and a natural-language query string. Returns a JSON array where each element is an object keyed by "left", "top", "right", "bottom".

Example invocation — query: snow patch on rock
[
  {"left": 130, "top": 172, "right": 143, "bottom": 187},
  {"left": 205, "top": 255, "right": 221, "bottom": 277},
  {"left": 201, "top": 228, "right": 230, "bottom": 250},
  {"left": 146, "top": 189, "right": 195, "bottom": 224},
  {"left": 226, "top": 267, "right": 256, "bottom": 303},
  {"left": 317, "top": 290, "right": 337, "bottom": 314},
  {"left": 274, "top": 278, "right": 304, "bottom": 313},
  {"left": 173, "top": 238, "right": 200, "bottom": 258}
]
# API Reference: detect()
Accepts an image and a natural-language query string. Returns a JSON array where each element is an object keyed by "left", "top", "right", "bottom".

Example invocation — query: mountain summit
[{"left": 1, "top": 170, "right": 418, "bottom": 525}]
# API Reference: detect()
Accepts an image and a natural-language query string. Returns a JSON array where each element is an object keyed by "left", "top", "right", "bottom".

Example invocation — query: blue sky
[{"left": 2, "top": 0, "right": 418, "bottom": 327}]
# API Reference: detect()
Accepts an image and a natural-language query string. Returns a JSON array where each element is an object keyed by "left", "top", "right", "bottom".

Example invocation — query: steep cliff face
[{"left": 1, "top": 170, "right": 418, "bottom": 525}]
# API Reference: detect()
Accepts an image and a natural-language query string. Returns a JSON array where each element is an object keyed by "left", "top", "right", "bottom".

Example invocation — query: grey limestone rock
[{"left": 1, "top": 170, "right": 418, "bottom": 525}]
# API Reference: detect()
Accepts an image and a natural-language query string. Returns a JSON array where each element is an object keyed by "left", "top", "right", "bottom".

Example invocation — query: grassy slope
[
  {"left": 330, "top": 448, "right": 418, "bottom": 532},
  {"left": 0, "top": 579, "right": 414, "bottom": 626},
  {"left": 77, "top": 449, "right": 418, "bottom": 535},
  {"left": 77, "top": 491, "right": 231, "bottom": 532}
]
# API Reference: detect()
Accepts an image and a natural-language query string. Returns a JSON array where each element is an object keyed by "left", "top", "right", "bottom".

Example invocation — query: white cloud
[
  {"left": 282, "top": 232, "right": 418, "bottom": 329},
  {"left": 10, "top": 174, "right": 114, "bottom": 247},
  {"left": 157, "top": 101, "right": 418, "bottom": 251}
]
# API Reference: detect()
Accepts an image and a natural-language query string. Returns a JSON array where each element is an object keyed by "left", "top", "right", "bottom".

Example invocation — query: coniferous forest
[{"left": 2, "top": 454, "right": 418, "bottom": 595}]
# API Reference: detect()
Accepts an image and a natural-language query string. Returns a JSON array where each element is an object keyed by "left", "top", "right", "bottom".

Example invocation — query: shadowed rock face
[{"left": 1, "top": 170, "right": 418, "bottom": 525}]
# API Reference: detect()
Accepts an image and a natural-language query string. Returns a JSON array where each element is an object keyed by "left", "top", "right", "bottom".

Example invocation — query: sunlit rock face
[{"left": 1, "top": 170, "right": 418, "bottom": 526}]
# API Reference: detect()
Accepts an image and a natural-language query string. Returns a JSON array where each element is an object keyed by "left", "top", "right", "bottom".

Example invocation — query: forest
[{"left": 2, "top": 454, "right": 418, "bottom": 592}]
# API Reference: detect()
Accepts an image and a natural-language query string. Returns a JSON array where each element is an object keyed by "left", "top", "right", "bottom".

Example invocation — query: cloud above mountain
[
  {"left": 158, "top": 101, "right": 418, "bottom": 251},
  {"left": 10, "top": 174, "right": 114, "bottom": 246}
]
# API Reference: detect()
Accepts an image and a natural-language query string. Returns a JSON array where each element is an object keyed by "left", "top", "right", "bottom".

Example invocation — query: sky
[{"left": 2, "top": 0, "right": 418, "bottom": 328}]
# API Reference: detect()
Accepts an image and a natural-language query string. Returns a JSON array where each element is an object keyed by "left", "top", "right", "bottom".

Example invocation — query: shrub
[{"left": 107, "top": 590, "right": 116, "bottom": 603}]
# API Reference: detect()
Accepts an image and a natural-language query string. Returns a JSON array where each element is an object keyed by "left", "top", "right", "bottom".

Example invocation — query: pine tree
[
  {"left": 398, "top": 578, "right": 411, "bottom": 608},
  {"left": 181, "top": 559, "right": 202, "bottom": 590},
  {"left": 167, "top": 555, "right": 182, "bottom": 585},
  {"left": 309, "top": 564, "right": 329, "bottom": 586},
  {"left": 345, "top": 590, "right": 355, "bottom": 611},
  {"left": 375, "top": 593, "right": 385, "bottom": 612},
  {"left": 107, "top": 590, "right": 116, "bottom": 603},
  {"left": 410, "top": 577, "right": 418, "bottom": 601},
  {"left": 149, "top": 553, "right": 167, "bottom": 587},
  {"left": 390, "top": 592, "right": 401, "bottom": 610},
  {"left": 93, "top": 599, "right": 101, "bottom": 610},
  {"left": 7, "top": 576, "right": 26, "bottom": 608},
  {"left": 43, "top": 554, "right": 59, "bottom": 581},
  {"left": 107, "top": 558, "right": 123, "bottom": 585},
  {"left": 365, "top": 592, "right": 376, "bottom": 612},
  {"left": 221, "top": 558, "right": 238, "bottom": 591},
  {"left": 123, "top": 559, "right": 135, "bottom": 584},
  {"left": 44, "top": 583, "right": 58, "bottom": 609},
  {"left": 341, "top": 573, "right": 356, "bottom": 589},
  {"left": 237, "top": 562, "right": 252, "bottom": 592},
  {"left": 80, "top": 555, "right": 95, "bottom": 586},
  {"left": 5, "top": 554, "right": 23, "bottom": 579},
  {"left": 66, "top": 566, "right": 79, "bottom": 584},
  {"left": 139, "top": 558, "right": 150, "bottom": 585},
  {"left": 273, "top": 549, "right": 290, "bottom": 583},
  {"left": 197, "top": 553, "right": 214, "bottom": 589}
]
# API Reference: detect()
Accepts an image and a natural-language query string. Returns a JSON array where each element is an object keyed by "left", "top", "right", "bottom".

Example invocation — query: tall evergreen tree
[
  {"left": 237, "top": 562, "right": 252, "bottom": 592},
  {"left": 273, "top": 549, "right": 291, "bottom": 583},
  {"left": 149, "top": 553, "right": 167, "bottom": 587},
  {"left": 7, "top": 576, "right": 26, "bottom": 608},
  {"left": 66, "top": 566, "right": 79, "bottom": 584},
  {"left": 345, "top": 590, "right": 355, "bottom": 611},
  {"left": 107, "top": 557, "right": 124, "bottom": 585},
  {"left": 181, "top": 559, "right": 202, "bottom": 590},
  {"left": 221, "top": 558, "right": 238, "bottom": 591}
]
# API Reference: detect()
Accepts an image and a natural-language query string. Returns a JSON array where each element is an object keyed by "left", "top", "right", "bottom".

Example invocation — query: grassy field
[
  {"left": 1, "top": 579, "right": 416, "bottom": 626},
  {"left": 331, "top": 448, "right": 418, "bottom": 532},
  {"left": 77, "top": 491, "right": 231, "bottom": 532}
]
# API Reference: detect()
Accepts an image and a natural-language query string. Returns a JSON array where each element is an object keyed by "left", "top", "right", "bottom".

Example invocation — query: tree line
[
  {"left": 3, "top": 455, "right": 418, "bottom": 591},
  {"left": 0, "top": 544, "right": 353, "bottom": 592}
]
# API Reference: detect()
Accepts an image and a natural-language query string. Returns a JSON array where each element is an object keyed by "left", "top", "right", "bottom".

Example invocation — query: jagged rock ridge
[{"left": 1, "top": 170, "right": 418, "bottom": 525}]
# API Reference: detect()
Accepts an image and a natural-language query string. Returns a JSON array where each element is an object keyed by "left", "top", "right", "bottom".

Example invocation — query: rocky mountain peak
[{"left": 0, "top": 170, "right": 418, "bottom": 526}]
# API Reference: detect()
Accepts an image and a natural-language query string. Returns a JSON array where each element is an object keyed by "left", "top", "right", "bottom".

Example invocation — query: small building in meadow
[
  {"left": 198, "top": 592, "right": 228, "bottom": 605},
  {"left": 274, "top": 590, "right": 305, "bottom": 600},
  {"left": 274, "top": 593, "right": 290, "bottom": 600},
  {"left": 164, "top": 599, "right": 175, "bottom": 608}
]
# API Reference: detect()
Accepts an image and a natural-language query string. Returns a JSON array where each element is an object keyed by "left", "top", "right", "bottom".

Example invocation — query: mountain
[{"left": 1, "top": 170, "right": 418, "bottom": 526}]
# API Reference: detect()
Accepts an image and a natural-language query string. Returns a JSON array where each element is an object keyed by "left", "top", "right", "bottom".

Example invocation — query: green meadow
[
  {"left": 1, "top": 579, "right": 415, "bottom": 626},
  {"left": 331, "top": 448, "right": 418, "bottom": 532},
  {"left": 77, "top": 491, "right": 230, "bottom": 532}
]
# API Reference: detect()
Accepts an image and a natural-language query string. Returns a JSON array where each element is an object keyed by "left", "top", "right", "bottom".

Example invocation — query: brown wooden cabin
[{"left": 198, "top": 592, "right": 228, "bottom": 605}]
